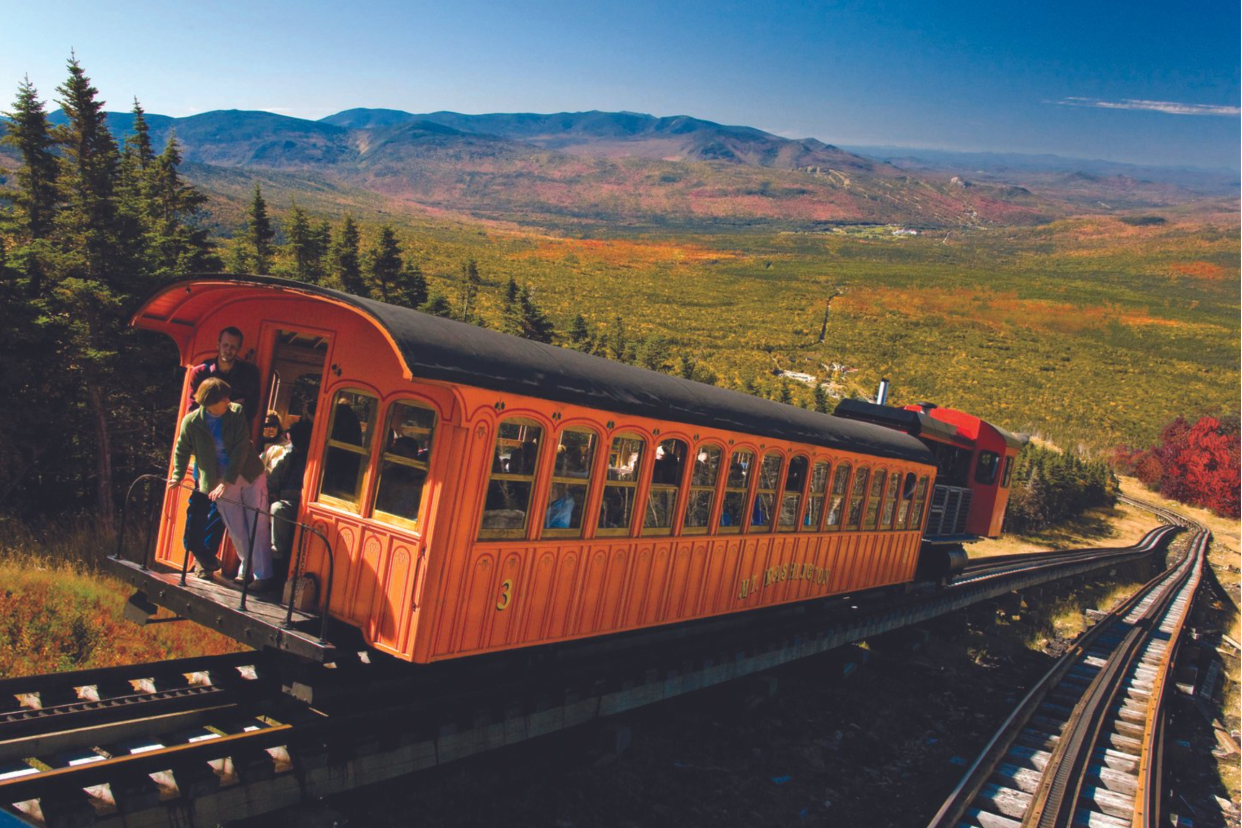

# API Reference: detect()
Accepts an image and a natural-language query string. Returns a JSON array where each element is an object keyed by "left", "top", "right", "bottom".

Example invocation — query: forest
[{"left": 1, "top": 59, "right": 1238, "bottom": 534}]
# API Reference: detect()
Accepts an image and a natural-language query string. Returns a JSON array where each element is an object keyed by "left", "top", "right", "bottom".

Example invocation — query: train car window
[
  {"left": 644, "top": 438, "right": 688, "bottom": 535},
  {"left": 718, "top": 449, "right": 754, "bottom": 532},
  {"left": 802, "top": 461, "right": 830, "bottom": 532},
  {"left": 845, "top": 466, "right": 870, "bottom": 530},
  {"left": 479, "top": 419, "right": 544, "bottom": 539},
  {"left": 683, "top": 444, "right": 722, "bottom": 534},
  {"left": 863, "top": 470, "right": 887, "bottom": 530},
  {"left": 825, "top": 464, "right": 850, "bottom": 531},
  {"left": 543, "top": 428, "right": 598, "bottom": 538},
  {"left": 598, "top": 434, "right": 645, "bottom": 535},
  {"left": 909, "top": 475, "right": 930, "bottom": 529},
  {"left": 778, "top": 455, "right": 809, "bottom": 531},
  {"left": 1001, "top": 455, "right": 1015, "bottom": 488},
  {"left": 976, "top": 451, "right": 1000, "bottom": 486},
  {"left": 372, "top": 402, "right": 437, "bottom": 527},
  {"left": 895, "top": 472, "right": 918, "bottom": 530},
  {"left": 319, "top": 390, "right": 378, "bottom": 509},
  {"left": 751, "top": 453, "right": 782, "bottom": 532},
  {"left": 879, "top": 471, "right": 902, "bottom": 529}
]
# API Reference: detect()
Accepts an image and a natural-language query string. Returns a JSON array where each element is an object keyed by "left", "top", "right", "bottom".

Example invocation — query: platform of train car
[{"left": 103, "top": 555, "right": 336, "bottom": 662}]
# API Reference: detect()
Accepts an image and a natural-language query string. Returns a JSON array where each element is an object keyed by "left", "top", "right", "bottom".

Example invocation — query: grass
[
  {"left": 970, "top": 499, "right": 1159, "bottom": 559},
  {"left": 0, "top": 518, "right": 245, "bottom": 678}
]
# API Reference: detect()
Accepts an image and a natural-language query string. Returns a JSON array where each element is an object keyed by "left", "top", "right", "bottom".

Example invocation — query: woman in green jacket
[{"left": 169, "top": 377, "right": 275, "bottom": 590}]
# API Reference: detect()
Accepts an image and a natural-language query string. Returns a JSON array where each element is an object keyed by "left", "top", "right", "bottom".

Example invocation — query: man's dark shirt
[{"left": 187, "top": 358, "right": 262, "bottom": 425}]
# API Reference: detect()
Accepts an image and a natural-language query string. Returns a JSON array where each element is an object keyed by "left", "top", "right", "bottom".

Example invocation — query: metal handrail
[{"left": 114, "top": 474, "right": 338, "bottom": 644}]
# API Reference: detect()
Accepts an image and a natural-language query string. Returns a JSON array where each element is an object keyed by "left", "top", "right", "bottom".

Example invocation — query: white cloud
[{"left": 1052, "top": 97, "right": 1240, "bottom": 117}]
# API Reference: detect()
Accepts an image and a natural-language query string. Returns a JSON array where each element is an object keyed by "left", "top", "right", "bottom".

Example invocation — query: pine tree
[
  {"left": 608, "top": 315, "right": 631, "bottom": 363},
  {"left": 635, "top": 334, "right": 672, "bottom": 371},
  {"left": 813, "top": 384, "right": 830, "bottom": 414},
  {"left": 368, "top": 225, "right": 406, "bottom": 303},
  {"left": 2, "top": 77, "right": 60, "bottom": 256},
  {"left": 52, "top": 55, "right": 130, "bottom": 530},
  {"left": 401, "top": 260, "right": 429, "bottom": 309},
  {"left": 777, "top": 382, "right": 793, "bottom": 405},
  {"left": 241, "top": 184, "right": 275, "bottom": 273},
  {"left": 147, "top": 134, "right": 214, "bottom": 275},
  {"left": 420, "top": 290, "right": 454, "bottom": 318},
  {"left": 457, "top": 258, "right": 482, "bottom": 323},
  {"left": 568, "top": 314, "right": 592, "bottom": 351},
  {"left": 283, "top": 202, "right": 318, "bottom": 283},
  {"left": 517, "top": 285, "right": 555, "bottom": 343},
  {"left": 332, "top": 214, "right": 368, "bottom": 296},
  {"left": 500, "top": 275, "right": 522, "bottom": 335}
]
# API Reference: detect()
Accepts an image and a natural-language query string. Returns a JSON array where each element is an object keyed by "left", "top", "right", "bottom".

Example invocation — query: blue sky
[{"left": 3, "top": 0, "right": 1238, "bottom": 169}]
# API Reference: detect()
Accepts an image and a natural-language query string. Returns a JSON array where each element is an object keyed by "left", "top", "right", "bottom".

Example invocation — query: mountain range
[{"left": 2, "top": 107, "right": 1232, "bottom": 230}]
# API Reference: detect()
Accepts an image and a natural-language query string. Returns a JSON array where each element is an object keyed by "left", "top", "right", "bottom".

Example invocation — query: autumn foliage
[{"left": 1117, "top": 416, "right": 1241, "bottom": 518}]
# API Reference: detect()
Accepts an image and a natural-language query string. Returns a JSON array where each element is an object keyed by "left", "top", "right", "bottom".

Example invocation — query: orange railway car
[{"left": 110, "top": 276, "right": 956, "bottom": 664}]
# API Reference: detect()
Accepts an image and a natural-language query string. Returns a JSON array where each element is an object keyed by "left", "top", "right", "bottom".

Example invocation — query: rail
[
  {"left": 925, "top": 501, "right": 1206, "bottom": 828},
  {"left": 113, "top": 474, "right": 338, "bottom": 644}
]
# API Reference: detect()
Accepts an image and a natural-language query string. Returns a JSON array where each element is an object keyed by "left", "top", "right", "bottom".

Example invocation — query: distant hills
[{"left": 2, "top": 107, "right": 1232, "bottom": 230}]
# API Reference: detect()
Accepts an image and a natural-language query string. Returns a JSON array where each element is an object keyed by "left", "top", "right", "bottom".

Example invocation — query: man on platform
[{"left": 182, "top": 326, "right": 261, "bottom": 575}]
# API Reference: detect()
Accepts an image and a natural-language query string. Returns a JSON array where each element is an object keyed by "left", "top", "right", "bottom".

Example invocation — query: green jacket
[{"left": 172, "top": 403, "right": 266, "bottom": 493}]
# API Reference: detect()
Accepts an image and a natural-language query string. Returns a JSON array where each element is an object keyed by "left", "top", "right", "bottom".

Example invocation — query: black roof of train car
[{"left": 144, "top": 276, "right": 937, "bottom": 466}]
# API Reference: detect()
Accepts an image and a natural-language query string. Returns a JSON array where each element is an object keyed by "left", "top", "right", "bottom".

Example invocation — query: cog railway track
[{"left": 0, "top": 504, "right": 1192, "bottom": 828}]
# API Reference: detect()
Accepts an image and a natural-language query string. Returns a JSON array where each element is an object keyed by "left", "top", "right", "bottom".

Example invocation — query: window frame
[
  {"left": 1001, "top": 455, "right": 1015, "bottom": 488},
  {"left": 682, "top": 442, "right": 725, "bottom": 535},
  {"left": 894, "top": 472, "right": 918, "bottom": 531},
  {"left": 825, "top": 462, "right": 851, "bottom": 531},
  {"left": 478, "top": 416, "right": 546, "bottom": 541},
  {"left": 370, "top": 398, "right": 438, "bottom": 531},
  {"left": 878, "top": 469, "right": 902, "bottom": 530},
  {"left": 976, "top": 450, "right": 1001, "bottom": 486},
  {"left": 542, "top": 425, "right": 601, "bottom": 540},
  {"left": 316, "top": 387, "right": 380, "bottom": 513},
  {"left": 596, "top": 432, "right": 647, "bottom": 537},
  {"left": 800, "top": 460, "right": 832, "bottom": 532},
  {"left": 844, "top": 465, "right": 871, "bottom": 531},
  {"left": 863, "top": 468, "right": 888, "bottom": 531},
  {"left": 717, "top": 447, "right": 756, "bottom": 534},
  {"left": 749, "top": 451, "right": 783, "bottom": 533},
  {"left": 909, "top": 475, "right": 931, "bottom": 531},
  {"left": 778, "top": 454, "right": 811, "bottom": 532},
  {"left": 643, "top": 437, "right": 691, "bottom": 537}
]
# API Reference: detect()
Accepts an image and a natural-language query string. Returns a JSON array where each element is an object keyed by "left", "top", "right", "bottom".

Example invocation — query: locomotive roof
[{"left": 134, "top": 275, "right": 936, "bottom": 466}]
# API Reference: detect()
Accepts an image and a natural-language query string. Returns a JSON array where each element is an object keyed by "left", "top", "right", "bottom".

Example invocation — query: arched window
[
  {"left": 802, "top": 461, "right": 831, "bottom": 532},
  {"left": 825, "top": 463, "right": 851, "bottom": 531},
  {"left": 718, "top": 449, "right": 753, "bottom": 532},
  {"left": 598, "top": 434, "right": 645, "bottom": 535},
  {"left": 543, "top": 428, "right": 598, "bottom": 538},
  {"left": 778, "top": 455, "right": 809, "bottom": 531},
  {"left": 894, "top": 472, "right": 918, "bottom": 530},
  {"left": 909, "top": 475, "right": 930, "bottom": 531},
  {"left": 319, "top": 390, "right": 377, "bottom": 509},
  {"left": 879, "top": 471, "right": 901, "bottom": 529},
  {"left": 863, "top": 470, "right": 887, "bottom": 530},
  {"left": 372, "top": 401, "right": 436, "bottom": 527},
  {"left": 845, "top": 466, "right": 870, "bottom": 530},
  {"left": 751, "top": 453, "right": 782, "bottom": 532},
  {"left": 479, "top": 418, "right": 543, "bottom": 539},
  {"left": 683, "top": 444, "right": 722, "bottom": 534},
  {"left": 644, "top": 438, "right": 688, "bottom": 535}
]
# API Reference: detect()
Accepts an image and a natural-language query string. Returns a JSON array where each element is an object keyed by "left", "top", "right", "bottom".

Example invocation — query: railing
[
  {"left": 114, "top": 474, "right": 337, "bottom": 645},
  {"left": 925, "top": 484, "right": 972, "bottom": 536}
]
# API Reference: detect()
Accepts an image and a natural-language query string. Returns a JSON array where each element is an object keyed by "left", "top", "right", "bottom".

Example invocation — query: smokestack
[{"left": 876, "top": 378, "right": 890, "bottom": 406}]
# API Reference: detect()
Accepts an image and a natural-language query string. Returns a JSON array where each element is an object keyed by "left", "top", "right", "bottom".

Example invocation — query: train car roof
[{"left": 133, "top": 275, "right": 936, "bottom": 466}]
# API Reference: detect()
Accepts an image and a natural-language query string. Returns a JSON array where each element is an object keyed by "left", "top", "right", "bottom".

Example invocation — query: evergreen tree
[
  {"left": 500, "top": 275, "right": 522, "bottom": 335},
  {"left": 568, "top": 314, "right": 593, "bottom": 351},
  {"left": 51, "top": 56, "right": 130, "bottom": 530},
  {"left": 457, "top": 258, "right": 482, "bottom": 323},
  {"left": 813, "top": 384, "right": 830, "bottom": 414},
  {"left": 331, "top": 214, "right": 368, "bottom": 296},
  {"left": 420, "top": 290, "right": 453, "bottom": 318},
  {"left": 777, "top": 382, "right": 793, "bottom": 405},
  {"left": 635, "top": 334, "right": 672, "bottom": 372},
  {"left": 401, "top": 260, "right": 429, "bottom": 309},
  {"left": 368, "top": 225, "right": 409, "bottom": 305},
  {"left": 608, "top": 314, "right": 631, "bottom": 363},
  {"left": 516, "top": 285, "right": 555, "bottom": 343},
  {"left": 146, "top": 134, "right": 215, "bottom": 275},
  {"left": 241, "top": 184, "right": 275, "bottom": 273},
  {"left": 283, "top": 202, "right": 319, "bottom": 283},
  {"left": 2, "top": 77, "right": 60, "bottom": 261}
]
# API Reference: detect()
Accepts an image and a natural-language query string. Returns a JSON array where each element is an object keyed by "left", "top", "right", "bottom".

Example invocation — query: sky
[{"left": 3, "top": 0, "right": 1239, "bottom": 170}]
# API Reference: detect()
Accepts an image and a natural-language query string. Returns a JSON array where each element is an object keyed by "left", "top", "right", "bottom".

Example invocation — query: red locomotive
[{"left": 108, "top": 276, "right": 1023, "bottom": 663}]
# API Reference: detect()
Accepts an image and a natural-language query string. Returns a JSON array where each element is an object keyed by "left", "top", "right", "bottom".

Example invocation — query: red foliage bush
[{"left": 1119, "top": 415, "right": 1241, "bottom": 518}]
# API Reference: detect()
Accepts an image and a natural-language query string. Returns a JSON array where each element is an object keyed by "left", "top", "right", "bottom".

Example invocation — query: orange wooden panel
[
  {"left": 545, "top": 550, "right": 581, "bottom": 640},
  {"left": 374, "top": 539, "right": 415, "bottom": 651},
  {"left": 597, "top": 546, "right": 631, "bottom": 633},
  {"left": 487, "top": 551, "right": 526, "bottom": 648},
  {"left": 458, "top": 553, "right": 498, "bottom": 652},
  {"left": 639, "top": 545, "right": 672, "bottom": 626},
  {"left": 623, "top": 544, "right": 656, "bottom": 628}
]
